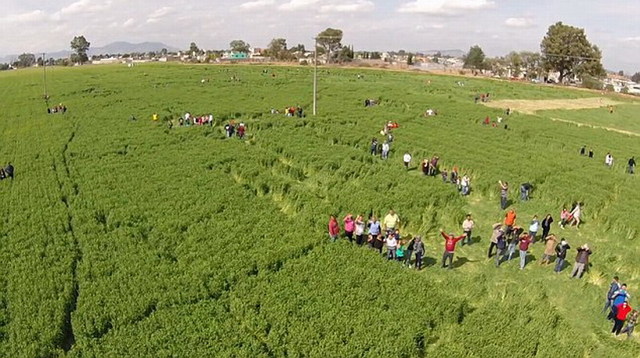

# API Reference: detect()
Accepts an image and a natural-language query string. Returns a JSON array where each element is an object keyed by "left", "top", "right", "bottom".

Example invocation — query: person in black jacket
[
  {"left": 405, "top": 237, "right": 415, "bottom": 267},
  {"left": 541, "top": 214, "right": 553, "bottom": 239},
  {"left": 554, "top": 239, "right": 571, "bottom": 273},
  {"left": 4, "top": 163, "right": 13, "bottom": 179}
]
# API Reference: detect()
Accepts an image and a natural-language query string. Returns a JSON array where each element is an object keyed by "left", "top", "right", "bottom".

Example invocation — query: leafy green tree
[
  {"left": 316, "top": 28, "right": 343, "bottom": 63},
  {"left": 0, "top": 63, "right": 9, "bottom": 71},
  {"left": 189, "top": 42, "right": 200, "bottom": 56},
  {"left": 16, "top": 53, "right": 36, "bottom": 68},
  {"left": 505, "top": 51, "right": 523, "bottom": 77},
  {"left": 407, "top": 53, "right": 414, "bottom": 65},
  {"left": 632, "top": 72, "right": 640, "bottom": 83},
  {"left": 463, "top": 45, "right": 486, "bottom": 71},
  {"left": 540, "top": 22, "right": 605, "bottom": 83},
  {"left": 337, "top": 45, "right": 354, "bottom": 63},
  {"left": 266, "top": 38, "right": 292, "bottom": 60},
  {"left": 230, "top": 40, "right": 250, "bottom": 53},
  {"left": 70, "top": 35, "right": 90, "bottom": 64},
  {"left": 520, "top": 51, "right": 542, "bottom": 79}
]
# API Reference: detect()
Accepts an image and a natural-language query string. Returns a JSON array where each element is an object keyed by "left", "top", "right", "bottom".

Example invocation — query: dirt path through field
[
  {"left": 482, "top": 97, "right": 621, "bottom": 114},
  {"left": 549, "top": 117, "right": 640, "bottom": 137}
]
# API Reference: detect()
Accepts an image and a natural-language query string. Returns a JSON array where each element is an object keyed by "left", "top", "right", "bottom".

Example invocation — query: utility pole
[
  {"left": 42, "top": 52, "right": 49, "bottom": 102},
  {"left": 313, "top": 37, "right": 317, "bottom": 116}
]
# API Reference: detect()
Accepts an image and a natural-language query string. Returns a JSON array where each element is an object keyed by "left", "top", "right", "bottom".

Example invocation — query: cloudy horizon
[{"left": 1, "top": 0, "right": 638, "bottom": 73}]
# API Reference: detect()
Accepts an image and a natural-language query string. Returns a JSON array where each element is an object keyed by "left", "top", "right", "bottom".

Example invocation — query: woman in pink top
[{"left": 343, "top": 214, "right": 355, "bottom": 243}]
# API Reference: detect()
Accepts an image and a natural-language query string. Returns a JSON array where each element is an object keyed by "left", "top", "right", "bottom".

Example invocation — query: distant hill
[
  {"left": 424, "top": 49, "right": 465, "bottom": 58},
  {"left": 0, "top": 41, "right": 178, "bottom": 63},
  {"left": 88, "top": 41, "right": 179, "bottom": 55}
]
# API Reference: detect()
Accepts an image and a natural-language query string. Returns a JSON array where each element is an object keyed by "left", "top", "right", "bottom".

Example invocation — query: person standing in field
[
  {"left": 570, "top": 202, "right": 582, "bottom": 229},
  {"left": 580, "top": 145, "right": 586, "bottom": 156},
  {"left": 396, "top": 240, "right": 405, "bottom": 263},
  {"left": 538, "top": 233, "right": 556, "bottom": 264},
  {"left": 621, "top": 310, "right": 639, "bottom": 339},
  {"left": 613, "top": 302, "right": 633, "bottom": 336},
  {"left": 403, "top": 152, "right": 412, "bottom": 170},
  {"left": 440, "top": 230, "right": 466, "bottom": 269},
  {"left": 499, "top": 180, "right": 509, "bottom": 210},
  {"left": 328, "top": 215, "right": 340, "bottom": 242},
  {"left": 609, "top": 284, "right": 631, "bottom": 320},
  {"left": 462, "top": 214, "right": 475, "bottom": 246},
  {"left": 605, "top": 153, "right": 614, "bottom": 168},
  {"left": 381, "top": 141, "right": 390, "bottom": 160},
  {"left": 528, "top": 215, "right": 540, "bottom": 242},
  {"left": 628, "top": 157, "right": 636, "bottom": 174},
  {"left": 370, "top": 138, "right": 378, "bottom": 155},
  {"left": 504, "top": 209, "right": 517, "bottom": 237},
  {"left": 354, "top": 215, "right": 366, "bottom": 245},
  {"left": 570, "top": 244, "right": 592, "bottom": 279},
  {"left": 603, "top": 276, "right": 621, "bottom": 314},
  {"left": 385, "top": 232, "right": 397, "bottom": 260},
  {"left": 507, "top": 226, "right": 523, "bottom": 261},
  {"left": 343, "top": 214, "right": 355, "bottom": 243},
  {"left": 518, "top": 233, "right": 533, "bottom": 270},
  {"left": 541, "top": 214, "right": 554, "bottom": 240},
  {"left": 488, "top": 223, "right": 503, "bottom": 258},
  {"left": 367, "top": 216, "right": 381, "bottom": 249},
  {"left": 413, "top": 236, "right": 425, "bottom": 270},
  {"left": 460, "top": 175, "right": 470, "bottom": 195},
  {"left": 559, "top": 208, "right": 570, "bottom": 229},
  {"left": 495, "top": 230, "right": 508, "bottom": 267},
  {"left": 405, "top": 237, "right": 415, "bottom": 267},
  {"left": 554, "top": 239, "right": 570, "bottom": 273},
  {"left": 589, "top": 148, "right": 594, "bottom": 158},
  {"left": 383, "top": 210, "right": 400, "bottom": 233}
]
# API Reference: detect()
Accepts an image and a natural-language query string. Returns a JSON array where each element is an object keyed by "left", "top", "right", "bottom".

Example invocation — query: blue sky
[{"left": 1, "top": 0, "right": 638, "bottom": 72}]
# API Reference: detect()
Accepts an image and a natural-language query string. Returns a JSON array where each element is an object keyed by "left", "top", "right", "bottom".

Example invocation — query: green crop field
[{"left": 0, "top": 63, "right": 639, "bottom": 357}]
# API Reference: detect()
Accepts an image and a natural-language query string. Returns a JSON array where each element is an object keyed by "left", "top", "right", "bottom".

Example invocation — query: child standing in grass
[
  {"left": 621, "top": 310, "right": 639, "bottom": 338},
  {"left": 396, "top": 241, "right": 405, "bottom": 263}
]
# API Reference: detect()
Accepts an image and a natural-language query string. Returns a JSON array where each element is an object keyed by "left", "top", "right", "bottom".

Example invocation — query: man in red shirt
[
  {"left": 613, "top": 301, "right": 632, "bottom": 336},
  {"left": 518, "top": 233, "right": 533, "bottom": 270},
  {"left": 440, "top": 230, "right": 466, "bottom": 269}
]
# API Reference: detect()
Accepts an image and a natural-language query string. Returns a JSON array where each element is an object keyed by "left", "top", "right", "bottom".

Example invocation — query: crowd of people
[
  {"left": 47, "top": 103, "right": 67, "bottom": 114},
  {"left": 223, "top": 121, "right": 246, "bottom": 139},
  {"left": 603, "top": 276, "right": 637, "bottom": 338},
  {"left": 271, "top": 106, "right": 305, "bottom": 117},
  {"left": 579, "top": 145, "right": 636, "bottom": 174}
]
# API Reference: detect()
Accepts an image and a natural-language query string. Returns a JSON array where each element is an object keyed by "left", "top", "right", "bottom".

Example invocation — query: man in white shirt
[{"left": 403, "top": 153, "right": 412, "bottom": 169}]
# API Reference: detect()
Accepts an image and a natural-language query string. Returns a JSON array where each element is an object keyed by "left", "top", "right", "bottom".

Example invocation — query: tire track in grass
[{"left": 51, "top": 122, "right": 82, "bottom": 352}]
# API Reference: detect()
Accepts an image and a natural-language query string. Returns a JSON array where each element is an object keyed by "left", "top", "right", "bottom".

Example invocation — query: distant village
[{"left": 3, "top": 44, "right": 639, "bottom": 96}]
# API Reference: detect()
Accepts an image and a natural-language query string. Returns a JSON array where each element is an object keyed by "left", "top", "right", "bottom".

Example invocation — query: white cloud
[
  {"left": 415, "top": 24, "right": 444, "bottom": 31},
  {"left": 398, "top": 0, "right": 494, "bottom": 15},
  {"left": 320, "top": 0, "right": 374, "bottom": 13},
  {"left": 58, "top": 0, "right": 112, "bottom": 16},
  {"left": 239, "top": 0, "right": 275, "bottom": 11},
  {"left": 620, "top": 36, "right": 640, "bottom": 42},
  {"left": 122, "top": 18, "right": 135, "bottom": 28},
  {"left": 504, "top": 17, "right": 534, "bottom": 28},
  {"left": 0, "top": 10, "right": 48, "bottom": 24},
  {"left": 278, "top": 0, "right": 320, "bottom": 11},
  {"left": 147, "top": 6, "right": 174, "bottom": 23}
]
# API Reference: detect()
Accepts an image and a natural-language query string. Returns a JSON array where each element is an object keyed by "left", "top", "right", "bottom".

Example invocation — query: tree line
[{"left": 2, "top": 23, "right": 639, "bottom": 85}]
